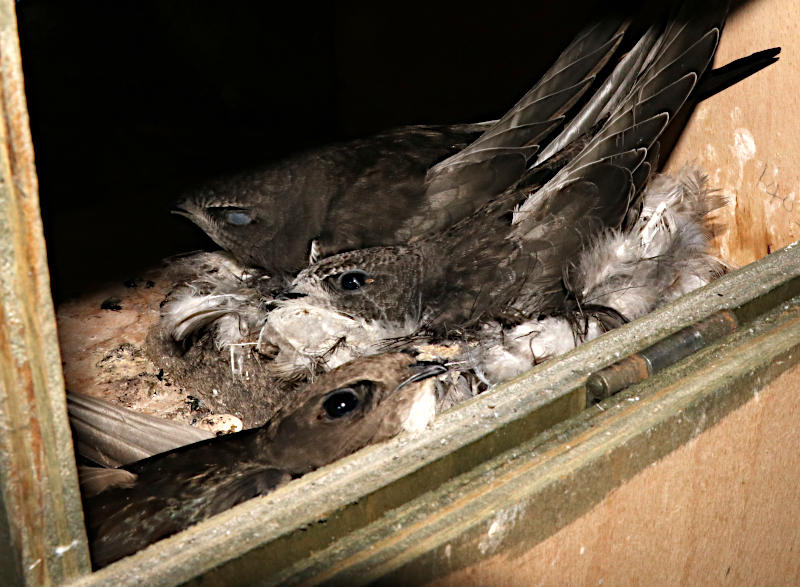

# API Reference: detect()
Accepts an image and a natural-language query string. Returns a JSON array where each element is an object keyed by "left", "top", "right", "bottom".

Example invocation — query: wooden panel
[
  {"left": 664, "top": 0, "right": 800, "bottom": 266},
  {"left": 433, "top": 353, "right": 800, "bottom": 586},
  {"left": 0, "top": 0, "right": 90, "bottom": 582}
]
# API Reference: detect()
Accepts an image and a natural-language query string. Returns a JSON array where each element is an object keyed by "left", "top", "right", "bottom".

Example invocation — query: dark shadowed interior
[{"left": 17, "top": 0, "right": 606, "bottom": 302}]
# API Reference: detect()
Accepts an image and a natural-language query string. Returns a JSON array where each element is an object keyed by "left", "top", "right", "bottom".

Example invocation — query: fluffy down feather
[
  {"left": 567, "top": 165, "right": 725, "bottom": 319},
  {"left": 159, "top": 252, "right": 268, "bottom": 350},
  {"left": 470, "top": 166, "right": 725, "bottom": 385}
]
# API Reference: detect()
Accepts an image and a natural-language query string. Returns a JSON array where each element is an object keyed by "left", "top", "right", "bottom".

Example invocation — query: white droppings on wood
[
  {"left": 478, "top": 503, "right": 526, "bottom": 555},
  {"left": 732, "top": 128, "right": 756, "bottom": 163},
  {"left": 54, "top": 539, "right": 78, "bottom": 557},
  {"left": 730, "top": 128, "right": 757, "bottom": 193}
]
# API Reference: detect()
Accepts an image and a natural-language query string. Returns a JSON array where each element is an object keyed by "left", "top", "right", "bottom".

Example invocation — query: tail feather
[{"left": 694, "top": 46, "right": 781, "bottom": 102}]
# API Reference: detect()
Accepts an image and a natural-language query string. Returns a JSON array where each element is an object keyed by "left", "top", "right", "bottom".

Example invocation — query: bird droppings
[
  {"left": 478, "top": 503, "right": 527, "bottom": 555},
  {"left": 197, "top": 414, "right": 244, "bottom": 435},
  {"left": 100, "top": 297, "right": 123, "bottom": 311},
  {"left": 732, "top": 128, "right": 756, "bottom": 162},
  {"left": 54, "top": 539, "right": 79, "bottom": 556}
]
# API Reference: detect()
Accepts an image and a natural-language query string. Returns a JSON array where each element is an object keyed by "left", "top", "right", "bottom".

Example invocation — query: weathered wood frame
[
  {"left": 0, "top": 0, "right": 797, "bottom": 584},
  {"left": 0, "top": 1, "right": 90, "bottom": 584}
]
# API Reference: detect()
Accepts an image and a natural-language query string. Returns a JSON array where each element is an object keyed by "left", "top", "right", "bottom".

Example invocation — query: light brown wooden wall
[
  {"left": 664, "top": 0, "right": 800, "bottom": 266},
  {"left": 435, "top": 361, "right": 800, "bottom": 586}
]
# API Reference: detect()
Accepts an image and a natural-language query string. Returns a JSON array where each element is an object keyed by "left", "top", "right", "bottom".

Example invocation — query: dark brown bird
[
  {"left": 262, "top": 1, "right": 752, "bottom": 376},
  {"left": 82, "top": 353, "right": 445, "bottom": 568},
  {"left": 172, "top": 14, "right": 630, "bottom": 275},
  {"left": 158, "top": 2, "right": 779, "bottom": 385}
]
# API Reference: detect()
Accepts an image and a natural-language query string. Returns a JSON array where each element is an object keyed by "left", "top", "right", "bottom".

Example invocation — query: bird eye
[
  {"left": 225, "top": 211, "right": 253, "bottom": 226},
  {"left": 322, "top": 388, "right": 360, "bottom": 418},
  {"left": 338, "top": 270, "right": 371, "bottom": 291},
  {"left": 206, "top": 206, "right": 254, "bottom": 226}
]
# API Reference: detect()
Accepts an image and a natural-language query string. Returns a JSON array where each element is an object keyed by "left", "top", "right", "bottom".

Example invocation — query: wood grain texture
[
  {"left": 0, "top": 0, "right": 90, "bottom": 581},
  {"left": 433, "top": 361, "right": 800, "bottom": 586},
  {"left": 664, "top": 0, "right": 800, "bottom": 266}
]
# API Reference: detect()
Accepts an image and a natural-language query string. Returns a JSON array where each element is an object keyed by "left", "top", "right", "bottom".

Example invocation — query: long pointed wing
[
  {"left": 515, "top": 1, "right": 728, "bottom": 233},
  {"left": 510, "top": 0, "right": 729, "bottom": 308},
  {"left": 400, "top": 14, "right": 630, "bottom": 236},
  {"left": 68, "top": 391, "right": 213, "bottom": 467},
  {"left": 534, "top": 24, "right": 662, "bottom": 166}
]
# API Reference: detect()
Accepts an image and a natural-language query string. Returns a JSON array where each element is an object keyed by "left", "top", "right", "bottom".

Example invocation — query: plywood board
[
  {"left": 433, "top": 360, "right": 800, "bottom": 586},
  {"left": 665, "top": 0, "right": 800, "bottom": 266}
]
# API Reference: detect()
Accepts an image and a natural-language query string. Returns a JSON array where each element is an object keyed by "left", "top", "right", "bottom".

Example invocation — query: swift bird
[
  {"left": 172, "top": 13, "right": 630, "bottom": 275},
  {"left": 262, "top": 0, "right": 752, "bottom": 378},
  {"left": 264, "top": 165, "right": 726, "bottom": 381},
  {"left": 82, "top": 353, "right": 446, "bottom": 568}
]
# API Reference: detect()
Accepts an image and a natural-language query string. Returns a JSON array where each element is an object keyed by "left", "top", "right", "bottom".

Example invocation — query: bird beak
[
  {"left": 395, "top": 362, "right": 447, "bottom": 391},
  {"left": 170, "top": 202, "right": 192, "bottom": 219},
  {"left": 275, "top": 290, "right": 308, "bottom": 300}
]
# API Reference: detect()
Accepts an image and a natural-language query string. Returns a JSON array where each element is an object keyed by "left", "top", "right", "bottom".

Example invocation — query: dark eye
[
  {"left": 322, "top": 389, "right": 360, "bottom": 418},
  {"left": 339, "top": 270, "right": 371, "bottom": 291}
]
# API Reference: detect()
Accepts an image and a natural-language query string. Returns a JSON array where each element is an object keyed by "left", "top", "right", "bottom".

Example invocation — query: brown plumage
[
  {"left": 172, "top": 15, "right": 629, "bottom": 275},
  {"left": 83, "top": 353, "right": 445, "bottom": 568},
  {"left": 272, "top": 1, "right": 730, "bottom": 330},
  {"left": 261, "top": 1, "right": 766, "bottom": 380}
]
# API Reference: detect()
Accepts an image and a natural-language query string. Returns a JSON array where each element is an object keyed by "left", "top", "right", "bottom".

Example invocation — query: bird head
[
  {"left": 172, "top": 194, "right": 274, "bottom": 268},
  {"left": 266, "top": 353, "right": 446, "bottom": 470},
  {"left": 260, "top": 246, "right": 428, "bottom": 378},
  {"left": 171, "top": 159, "right": 325, "bottom": 273},
  {"left": 283, "top": 245, "right": 428, "bottom": 323}
]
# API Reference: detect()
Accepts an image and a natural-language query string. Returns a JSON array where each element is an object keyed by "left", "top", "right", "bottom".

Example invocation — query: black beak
[
  {"left": 396, "top": 362, "right": 447, "bottom": 390},
  {"left": 170, "top": 201, "right": 191, "bottom": 218},
  {"left": 275, "top": 290, "right": 307, "bottom": 301}
]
